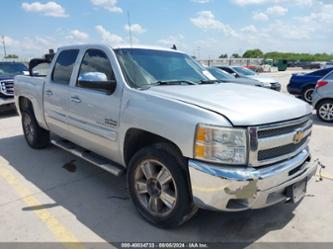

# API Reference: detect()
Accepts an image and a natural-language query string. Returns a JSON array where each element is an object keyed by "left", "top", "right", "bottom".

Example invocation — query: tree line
[{"left": 219, "top": 49, "right": 333, "bottom": 62}]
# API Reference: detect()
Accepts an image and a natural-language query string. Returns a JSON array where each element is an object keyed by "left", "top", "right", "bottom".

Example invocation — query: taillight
[{"left": 316, "top": 81, "right": 328, "bottom": 89}]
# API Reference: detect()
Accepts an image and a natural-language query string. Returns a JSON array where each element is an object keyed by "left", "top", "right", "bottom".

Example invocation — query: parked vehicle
[
  {"left": 313, "top": 71, "right": 333, "bottom": 122},
  {"left": 322, "top": 61, "right": 333, "bottom": 69},
  {"left": 299, "top": 62, "right": 321, "bottom": 70},
  {"left": 15, "top": 44, "right": 318, "bottom": 228},
  {"left": 217, "top": 65, "right": 281, "bottom": 91},
  {"left": 287, "top": 68, "right": 333, "bottom": 103},
  {"left": 0, "top": 62, "right": 28, "bottom": 110},
  {"left": 206, "top": 67, "right": 268, "bottom": 88}
]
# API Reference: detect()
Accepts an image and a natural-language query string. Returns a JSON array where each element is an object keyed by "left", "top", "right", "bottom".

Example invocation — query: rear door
[
  {"left": 67, "top": 48, "right": 122, "bottom": 159},
  {"left": 44, "top": 49, "right": 79, "bottom": 137}
]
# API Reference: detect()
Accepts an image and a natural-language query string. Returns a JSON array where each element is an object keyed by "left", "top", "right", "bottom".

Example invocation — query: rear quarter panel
[{"left": 14, "top": 75, "right": 48, "bottom": 130}]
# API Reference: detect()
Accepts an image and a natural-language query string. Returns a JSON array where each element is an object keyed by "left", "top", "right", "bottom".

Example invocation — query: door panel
[
  {"left": 44, "top": 49, "right": 80, "bottom": 137},
  {"left": 67, "top": 48, "right": 121, "bottom": 160}
]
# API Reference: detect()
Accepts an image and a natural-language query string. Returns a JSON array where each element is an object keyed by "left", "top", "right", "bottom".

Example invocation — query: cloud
[
  {"left": 158, "top": 34, "right": 185, "bottom": 48},
  {"left": 232, "top": 0, "right": 267, "bottom": 6},
  {"left": 240, "top": 25, "right": 258, "bottom": 33},
  {"left": 124, "top": 24, "right": 146, "bottom": 34},
  {"left": 253, "top": 12, "right": 269, "bottom": 21},
  {"left": 91, "top": 0, "right": 122, "bottom": 13},
  {"left": 21, "top": 1, "right": 68, "bottom": 17},
  {"left": 266, "top": 5, "right": 288, "bottom": 15},
  {"left": 190, "top": 11, "right": 237, "bottom": 36},
  {"left": 66, "top": 30, "right": 89, "bottom": 42},
  {"left": 191, "top": 0, "right": 212, "bottom": 3},
  {"left": 95, "top": 25, "right": 124, "bottom": 45}
]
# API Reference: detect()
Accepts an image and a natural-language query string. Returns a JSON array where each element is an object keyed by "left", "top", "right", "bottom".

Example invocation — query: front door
[{"left": 67, "top": 48, "right": 122, "bottom": 160}]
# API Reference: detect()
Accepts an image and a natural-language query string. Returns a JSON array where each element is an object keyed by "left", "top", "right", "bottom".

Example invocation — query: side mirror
[
  {"left": 232, "top": 72, "right": 238, "bottom": 77},
  {"left": 78, "top": 72, "right": 116, "bottom": 94}
]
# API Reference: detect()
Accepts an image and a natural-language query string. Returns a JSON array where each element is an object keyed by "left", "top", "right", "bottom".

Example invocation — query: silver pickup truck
[{"left": 14, "top": 44, "right": 318, "bottom": 228}]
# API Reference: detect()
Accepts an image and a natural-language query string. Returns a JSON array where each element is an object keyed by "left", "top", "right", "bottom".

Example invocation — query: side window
[
  {"left": 52, "top": 50, "right": 79, "bottom": 85},
  {"left": 77, "top": 49, "right": 115, "bottom": 91},
  {"left": 222, "top": 67, "right": 233, "bottom": 74},
  {"left": 324, "top": 71, "right": 333, "bottom": 80}
]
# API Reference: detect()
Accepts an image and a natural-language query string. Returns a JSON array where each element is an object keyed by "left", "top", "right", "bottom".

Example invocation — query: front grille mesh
[
  {"left": 258, "top": 135, "right": 309, "bottom": 161},
  {"left": 0, "top": 80, "right": 14, "bottom": 96},
  {"left": 258, "top": 120, "right": 309, "bottom": 138}
]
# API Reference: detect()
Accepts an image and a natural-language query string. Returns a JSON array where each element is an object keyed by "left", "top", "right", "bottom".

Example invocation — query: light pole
[{"left": 2, "top": 35, "right": 7, "bottom": 58}]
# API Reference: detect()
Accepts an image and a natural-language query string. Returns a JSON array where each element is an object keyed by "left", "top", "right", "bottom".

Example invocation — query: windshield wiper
[
  {"left": 198, "top": 79, "right": 222, "bottom": 84},
  {"left": 139, "top": 80, "right": 198, "bottom": 89}
]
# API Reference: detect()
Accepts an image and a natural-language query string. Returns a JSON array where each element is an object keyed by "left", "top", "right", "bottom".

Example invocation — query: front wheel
[
  {"left": 22, "top": 109, "right": 50, "bottom": 149},
  {"left": 127, "top": 144, "right": 196, "bottom": 228},
  {"left": 317, "top": 100, "right": 333, "bottom": 123}
]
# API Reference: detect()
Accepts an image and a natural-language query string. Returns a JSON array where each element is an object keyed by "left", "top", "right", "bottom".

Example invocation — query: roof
[{"left": 57, "top": 43, "right": 185, "bottom": 54}]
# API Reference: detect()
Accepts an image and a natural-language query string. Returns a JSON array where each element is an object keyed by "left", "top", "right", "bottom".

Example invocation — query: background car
[
  {"left": 217, "top": 65, "right": 281, "bottom": 91},
  {"left": 206, "top": 67, "right": 268, "bottom": 88},
  {"left": 312, "top": 71, "right": 333, "bottom": 122},
  {"left": 287, "top": 67, "right": 333, "bottom": 103},
  {"left": 322, "top": 61, "right": 333, "bottom": 69},
  {"left": 0, "top": 61, "right": 28, "bottom": 111}
]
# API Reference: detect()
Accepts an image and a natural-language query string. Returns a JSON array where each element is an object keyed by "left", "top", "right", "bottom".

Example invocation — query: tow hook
[{"left": 316, "top": 159, "right": 331, "bottom": 182}]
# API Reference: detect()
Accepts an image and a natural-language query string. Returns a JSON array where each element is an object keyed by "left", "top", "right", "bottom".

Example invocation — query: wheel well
[
  {"left": 315, "top": 98, "right": 333, "bottom": 110},
  {"left": 123, "top": 129, "right": 184, "bottom": 166},
  {"left": 18, "top": 97, "right": 33, "bottom": 112}
]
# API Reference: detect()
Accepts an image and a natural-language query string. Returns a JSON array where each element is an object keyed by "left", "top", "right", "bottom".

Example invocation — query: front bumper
[
  {"left": 0, "top": 96, "right": 15, "bottom": 107},
  {"left": 188, "top": 148, "right": 318, "bottom": 211}
]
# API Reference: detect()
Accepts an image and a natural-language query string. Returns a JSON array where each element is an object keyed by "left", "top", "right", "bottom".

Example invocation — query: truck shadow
[{"left": 0, "top": 134, "right": 300, "bottom": 244}]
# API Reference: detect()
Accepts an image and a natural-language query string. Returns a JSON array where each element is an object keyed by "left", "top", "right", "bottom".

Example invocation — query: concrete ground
[{"left": 0, "top": 69, "right": 332, "bottom": 246}]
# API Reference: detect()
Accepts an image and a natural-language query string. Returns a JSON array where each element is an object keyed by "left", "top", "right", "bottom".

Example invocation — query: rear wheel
[
  {"left": 302, "top": 86, "right": 314, "bottom": 103},
  {"left": 22, "top": 108, "right": 50, "bottom": 149},
  {"left": 317, "top": 100, "right": 333, "bottom": 123},
  {"left": 127, "top": 144, "right": 196, "bottom": 228}
]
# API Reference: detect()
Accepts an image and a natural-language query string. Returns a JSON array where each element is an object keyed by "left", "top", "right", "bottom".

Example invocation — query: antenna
[
  {"left": 2, "top": 35, "right": 7, "bottom": 58},
  {"left": 127, "top": 11, "right": 133, "bottom": 47}
]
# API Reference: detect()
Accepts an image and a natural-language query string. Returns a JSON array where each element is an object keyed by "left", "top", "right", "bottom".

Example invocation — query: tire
[
  {"left": 317, "top": 100, "right": 333, "bottom": 123},
  {"left": 302, "top": 86, "right": 314, "bottom": 103},
  {"left": 127, "top": 144, "right": 196, "bottom": 228},
  {"left": 21, "top": 108, "right": 50, "bottom": 149}
]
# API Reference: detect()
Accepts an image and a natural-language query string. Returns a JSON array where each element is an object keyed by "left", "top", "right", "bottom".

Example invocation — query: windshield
[
  {"left": 233, "top": 66, "right": 256, "bottom": 76},
  {"left": 207, "top": 67, "right": 234, "bottom": 80},
  {"left": 0, "top": 62, "right": 28, "bottom": 77},
  {"left": 114, "top": 48, "right": 213, "bottom": 88}
]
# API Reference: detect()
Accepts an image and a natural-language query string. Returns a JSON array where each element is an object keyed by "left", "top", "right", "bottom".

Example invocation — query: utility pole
[
  {"left": 127, "top": 11, "right": 133, "bottom": 47},
  {"left": 2, "top": 35, "right": 7, "bottom": 58}
]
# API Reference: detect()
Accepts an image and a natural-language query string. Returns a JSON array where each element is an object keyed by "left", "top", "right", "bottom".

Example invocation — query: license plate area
[{"left": 286, "top": 178, "right": 307, "bottom": 203}]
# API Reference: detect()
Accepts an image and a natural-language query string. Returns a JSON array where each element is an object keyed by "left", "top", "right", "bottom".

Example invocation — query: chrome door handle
[
  {"left": 70, "top": 96, "right": 81, "bottom": 103},
  {"left": 45, "top": 90, "right": 53, "bottom": 96}
]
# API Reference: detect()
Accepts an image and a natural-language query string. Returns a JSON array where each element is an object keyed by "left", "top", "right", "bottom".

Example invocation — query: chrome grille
[
  {"left": 248, "top": 115, "right": 312, "bottom": 167},
  {"left": 0, "top": 80, "right": 14, "bottom": 96}
]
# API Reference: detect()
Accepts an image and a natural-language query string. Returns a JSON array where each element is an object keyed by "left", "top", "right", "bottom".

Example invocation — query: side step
[{"left": 51, "top": 138, "right": 125, "bottom": 176}]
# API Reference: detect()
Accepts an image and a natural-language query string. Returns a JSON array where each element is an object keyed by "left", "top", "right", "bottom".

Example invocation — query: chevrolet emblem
[{"left": 293, "top": 130, "right": 305, "bottom": 144}]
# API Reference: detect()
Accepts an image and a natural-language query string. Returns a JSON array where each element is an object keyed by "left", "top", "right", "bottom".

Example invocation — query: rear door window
[
  {"left": 52, "top": 49, "right": 79, "bottom": 85},
  {"left": 324, "top": 71, "right": 333, "bottom": 80}
]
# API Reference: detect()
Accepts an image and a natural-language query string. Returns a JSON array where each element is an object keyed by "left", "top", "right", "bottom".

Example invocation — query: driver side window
[{"left": 77, "top": 49, "right": 115, "bottom": 90}]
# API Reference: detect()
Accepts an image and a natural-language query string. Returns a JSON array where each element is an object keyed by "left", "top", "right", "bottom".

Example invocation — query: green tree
[
  {"left": 219, "top": 53, "right": 228, "bottom": 58},
  {"left": 243, "top": 49, "right": 264, "bottom": 58},
  {"left": 232, "top": 53, "right": 241, "bottom": 58},
  {"left": 5, "top": 54, "right": 19, "bottom": 59}
]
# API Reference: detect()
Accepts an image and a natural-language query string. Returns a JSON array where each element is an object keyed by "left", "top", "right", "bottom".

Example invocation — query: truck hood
[
  {"left": 222, "top": 78, "right": 264, "bottom": 87},
  {"left": 146, "top": 84, "right": 312, "bottom": 126}
]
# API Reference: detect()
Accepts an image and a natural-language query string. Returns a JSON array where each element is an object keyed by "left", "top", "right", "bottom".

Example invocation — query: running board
[{"left": 51, "top": 138, "right": 125, "bottom": 176}]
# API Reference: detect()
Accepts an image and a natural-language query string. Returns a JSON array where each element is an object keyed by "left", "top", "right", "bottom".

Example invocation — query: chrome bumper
[
  {"left": 0, "top": 97, "right": 14, "bottom": 106},
  {"left": 188, "top": 148, "right": 318, "bottom": 211}
]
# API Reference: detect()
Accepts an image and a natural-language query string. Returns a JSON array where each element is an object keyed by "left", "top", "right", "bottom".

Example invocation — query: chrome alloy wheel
[
  {"left": 319, "top": 103, "right": 333, "bottom": 121},
  {"left": 23, "top": 113, "right": 35, "bottom": 143},
  {"left": 134, "top": 159, "right": 177, "bottom": 217}
]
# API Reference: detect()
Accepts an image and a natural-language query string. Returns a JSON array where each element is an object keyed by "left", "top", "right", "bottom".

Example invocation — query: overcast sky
[{"left": 1, "top": 0, "right": 332, "bottom": 59}]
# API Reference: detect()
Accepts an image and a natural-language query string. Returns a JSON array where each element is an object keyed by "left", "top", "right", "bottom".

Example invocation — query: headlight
[{"left": 194, "top": 124, "right": 248, "bottom": 165}]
